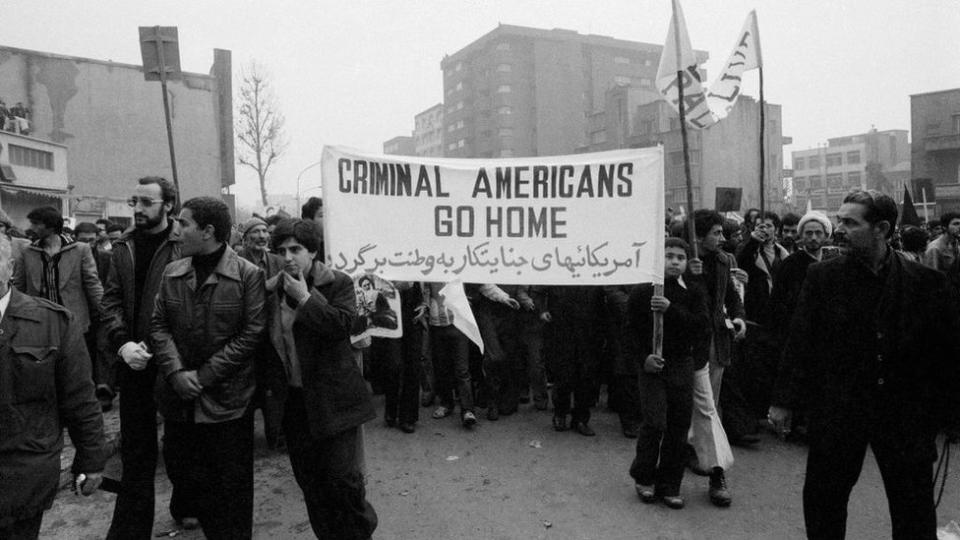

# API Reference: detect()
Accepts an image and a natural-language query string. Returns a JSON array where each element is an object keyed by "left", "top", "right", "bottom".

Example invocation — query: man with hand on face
[
  {"left": 151, "top": 197, "right": 265, "bottom": 540},
  {"left": 770, "top": 190, "right": 960, "bottom": 539},
  {"left": 101, "top": 176, "right": 189, "bottom": 539},
  {"left": 0, "top": 234, "right": 107, "bottom": 540},
  {"left": 269, "top": 218, "right": 377, "bottom": 539}
]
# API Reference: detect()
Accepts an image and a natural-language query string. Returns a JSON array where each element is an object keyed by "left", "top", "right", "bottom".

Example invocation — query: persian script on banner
[{"left": 320, "top": 146, "right": 665, "bottom": 285}]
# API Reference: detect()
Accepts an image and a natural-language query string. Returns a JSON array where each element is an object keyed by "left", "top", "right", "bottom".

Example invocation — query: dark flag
[{"left": 900, "top": 186, "right": 922, "bottom": 227}]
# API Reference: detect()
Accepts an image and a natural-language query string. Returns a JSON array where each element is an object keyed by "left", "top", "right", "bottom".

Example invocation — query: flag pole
[
  {"left": 758, "top": 64, "right": 766, "bottom": 216},
  {"left": 672, "top": 1, "right": 698, "bottom": 260}
]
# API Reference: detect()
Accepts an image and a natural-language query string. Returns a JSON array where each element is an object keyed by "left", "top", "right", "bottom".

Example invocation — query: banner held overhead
[{"left": 321, "top": 146, "right": 665, "bottom": 285}]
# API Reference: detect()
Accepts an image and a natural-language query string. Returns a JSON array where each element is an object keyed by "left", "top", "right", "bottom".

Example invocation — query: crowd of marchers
[{"left": 0, "top": 180, "right": 958, "bottom": 540}]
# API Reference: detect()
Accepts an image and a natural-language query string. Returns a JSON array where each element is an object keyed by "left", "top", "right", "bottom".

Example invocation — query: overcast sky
[{"left": 4, "top": 0, "right": 959, "bottom": 207}]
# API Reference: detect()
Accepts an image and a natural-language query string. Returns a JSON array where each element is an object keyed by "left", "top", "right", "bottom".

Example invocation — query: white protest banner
[
  {"left": 321, "top": 145, "right": 665, "bottom": 285},
  {"left": 656, "top": 0, "right": 716, "bottom": 129},
  {"left": 707, "top": 10, "right": 762, "bottom": 120}
]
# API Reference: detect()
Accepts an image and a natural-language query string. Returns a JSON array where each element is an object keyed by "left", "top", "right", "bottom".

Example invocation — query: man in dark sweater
[{"left": 101, "top": 176, "right": 187, "bottom": 539}]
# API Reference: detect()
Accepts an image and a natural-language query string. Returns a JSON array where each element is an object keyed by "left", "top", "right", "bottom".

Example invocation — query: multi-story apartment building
[
  {"left": 414, "top": 103, "right": 443, "bottom": 157},
  {"left": 383, "top": 135, "right": 415, "bottom": 156},
  {"left": 911, "top": 88, "right": 960, "bottom": 216},
  {"left": 438, "top": 24, "right": 707, "bottom": 159},
  {"left": 792, "top": 128, "right": 909, "bottom": 214}
]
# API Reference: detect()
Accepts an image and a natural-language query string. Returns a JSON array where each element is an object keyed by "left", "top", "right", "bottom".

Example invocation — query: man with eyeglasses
[{"left": 100, "top": 176, "right": 191, "bottom": 539}]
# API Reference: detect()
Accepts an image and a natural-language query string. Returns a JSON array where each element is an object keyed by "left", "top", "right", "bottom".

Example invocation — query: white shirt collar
[
  {"left": 0, "top": 288, "right": 12, "bottom": 323},
  {"left": 677, "top": 275, "right": 687, "bottom": 290}
]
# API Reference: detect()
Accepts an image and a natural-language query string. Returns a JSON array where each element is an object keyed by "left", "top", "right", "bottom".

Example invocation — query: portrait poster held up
[
  {"left": 320, "top": 146, "right": 665, "bottom": 286},
  {"left": 350, "top": 272, "right": 402, "bottom": 344}
]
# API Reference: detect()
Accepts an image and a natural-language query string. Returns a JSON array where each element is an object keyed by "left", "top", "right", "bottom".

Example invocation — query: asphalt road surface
[{"left": 42, "top": 394, "right": 960, "bottom": 539}]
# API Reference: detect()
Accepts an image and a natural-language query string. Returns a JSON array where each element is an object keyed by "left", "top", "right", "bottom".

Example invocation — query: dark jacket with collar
[
  {"left": 625, "top": 276, "right": 711, "bottom": 372},
  {"left": 237, "top": 247, "right": 287, "bottom": 400},
  {"left": 704, "top": 250, "right": 745, "bottom": 367},
  {"left": 271, "top": 262, "right": 375, "bottom": 440},
  {"left": 151, "top": 246, "right": 266, "bottom": 424},
  {"left": 774, "top": 252, "right": 960, "bottom": 444},
  {"left": 0, "top": 290, "right": 106, "bottom": 523},
  {"left": 735, "top": 236, "right": 789, "bottom": 323},
  {"left": 99, "top": 221, "right": 182, "bottom": 352},
  {"left": 13, "top": 235, "right": 103, "bottom": 333}
]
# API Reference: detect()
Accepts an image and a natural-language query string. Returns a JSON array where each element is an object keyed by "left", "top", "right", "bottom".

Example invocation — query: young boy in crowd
[{"left": 627, "top": 237, "right": 710, "bottom": 509}]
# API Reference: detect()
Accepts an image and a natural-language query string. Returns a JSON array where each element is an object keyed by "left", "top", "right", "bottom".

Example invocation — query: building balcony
[
  {"left": 924, "top": 133, "right": 960, "bottom": 152},
  {"left": 0, "top": 131, "right": 68, "bottom": 193}
]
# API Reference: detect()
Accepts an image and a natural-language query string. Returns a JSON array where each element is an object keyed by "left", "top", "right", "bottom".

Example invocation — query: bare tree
[{"left": 237, "top": 61, "right": 287, "bottom": 206}]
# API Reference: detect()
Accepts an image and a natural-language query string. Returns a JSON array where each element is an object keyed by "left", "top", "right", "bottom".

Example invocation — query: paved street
[{"left": 44, "top": 395, "right": 960, "bottom": 539}]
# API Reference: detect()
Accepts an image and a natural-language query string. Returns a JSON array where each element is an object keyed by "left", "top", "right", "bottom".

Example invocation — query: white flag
[
  {"left": 656, "top": 0, "right": 716, "bottom": 129},
  {"left": 438, "top": 280, "right": 484, "bottom": 354},
  {"left": 707, "top": 10, "right": 763, "bottom": 120}
]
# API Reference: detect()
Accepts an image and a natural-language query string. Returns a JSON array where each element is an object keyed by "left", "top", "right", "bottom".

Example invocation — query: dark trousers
[
  {"left": 553, "top": 352, "right": 599, "bottom": 424},
  {"left": 611, "top": 372, "right": 642, "bottom": 429},
  {"left": 476, "top": 309, "right": 520, "bottom": 414},
  {"left": 108, "top": 363, "right": 170, "bottom": 540},
  {"left": 718, "top": 341, "right": 758, "bottom": 440},
  {"left": 630, "top": 359, "right": 694, "bottom": 495},
  {"left": 804, "top": 416, "right": 937, "bottom": 540},
  {"left": 162, "top": 414, "right": 254, "bottom": 540},
  {"left": 742, "top": 324, "right": 780, "bottom": 418},
  {"left": 373, "top": 326, "right": 422, "bottom": 424},
  {"left": 0, "top": 513, "right": 42, "bottom": 540},
  {"left": 284, "top": 388, "right": 378, "bottom": 540},
  {"left": 430, "top": 324, "right": 473, "bottom": 413},
  {"left": 517, "top": 314, "right": 548, "bottom": 407}
]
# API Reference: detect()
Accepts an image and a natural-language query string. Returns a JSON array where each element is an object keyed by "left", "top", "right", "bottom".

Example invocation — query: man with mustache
[{"left": 100, "top": 176, "right": 192, "bottom": 539}]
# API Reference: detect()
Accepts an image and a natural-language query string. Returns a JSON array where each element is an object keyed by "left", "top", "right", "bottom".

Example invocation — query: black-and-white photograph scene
[{"left": 0, "top": 1, "right": 959, "bottom": 539}]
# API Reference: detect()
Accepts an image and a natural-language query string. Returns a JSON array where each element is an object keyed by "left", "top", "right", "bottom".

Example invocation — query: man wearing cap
[{"left": 237, "top": 216, "right": 286, "bottom": 448}]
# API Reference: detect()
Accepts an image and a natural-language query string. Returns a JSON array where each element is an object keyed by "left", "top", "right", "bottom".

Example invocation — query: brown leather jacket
[{"left": 151, "top": 246, "right": 266, "bottom": 423}]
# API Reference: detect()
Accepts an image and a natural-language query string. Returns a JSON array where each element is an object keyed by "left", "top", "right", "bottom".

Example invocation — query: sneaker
[
  {"left": 635, "top": 484, "right": 657, "bottom": 504},
  {"left": 662, "top": 495, "right": 685, "bottom": 509},
  {"left": 462, "top": 411, "right": 477, "bottom": 428},
  {"left": 432, "top": 406, "right": 452, "bottom": 419},
  {"left": 709, "top": 467, "right": 732, "bottom": 507}
]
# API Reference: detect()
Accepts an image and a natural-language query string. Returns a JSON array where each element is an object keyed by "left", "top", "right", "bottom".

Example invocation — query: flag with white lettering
[
  {"left": 655, "top": 0, "right": 716, "bottom": 129},
  {"left": 707, "top": 10, "right": 762, "bottom": 120}
]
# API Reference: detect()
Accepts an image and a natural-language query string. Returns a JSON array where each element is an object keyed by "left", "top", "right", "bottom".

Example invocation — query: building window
[
  {"left": 639, "top": 78, "right": 652, "bottom": 88},
  {"left": 614, "top": 56, "right": 630, "bottom": 65},
  {"left": 590, "top": 130, "right": 607, "bottom": 144},
  {"left": 808, "top": 156, "right": 820, "bottom": 168},
  {"left": 644, "top": 59, "right": 653, "bottom": 66},
  {"left": 447, "top": 124, "right": 455, "bottom": 132},
  {"left": 496, "top": 42, "right": 511, "bottom": 51},
  {"left": 847, "top": 171, "right": 861, "bottom": 187},
  {"left": 456, "top": 120, "right": 464, "bottom": 129},
  {"left": 455, "top": 81, "right": 463, "bottom": 91},
  {"left": 794, "top": 157, "right": 805, "bottom": 169},
  {"left": 456, "top": 101, "right": 464, "bottom": 110},
  {"left": 809, "top": 175, "right": 822, "bottom": 189},
  {"left": 497, "top": 63, "right": 512, "bottom": 72},
  {"left": 500, "top": 149, "right": 514, "bottom": 157},
  {"left": 846, "top": 151, "right": 861, "bottom": 164},
  {"left": 614, "top": 76, "right": 631, "bottom": 86},
  {"left": 496, "top": 85, "right": 511, "bottom": 93},
  {"left": 794, "top": 178, "right": 806, "bottom": 191},
  {"left": 447, "top": 142, "right": 457, "bottom": 151},
  {"left": 455, "top": 61, "right": 463, "bottom": 71},
  {"left": 827, "top": 174, "right": 843, "bottom": 188},
  {"left": 953, "top": 114, "right": 960, "bottom": 134},
  {"left": 8, "top": 144, "right": 54, "bottom": 170},
  {"left": 640, "top": 119, "right": 655, "bottom": 134},
  {"left": 457, "top": 139, "right": 466, "bottom": 148},
  {"left": 498, "top": 128, "right": 514, "bottom": 137},
  {"left": 827, "top": 195, "right": 843, "bottom": 209},
  {"left": 498, "top": 106, "right": 512, "bottom": 115},
  {"left": 826, "top": 153, "right": 842, "bottom": 167}
]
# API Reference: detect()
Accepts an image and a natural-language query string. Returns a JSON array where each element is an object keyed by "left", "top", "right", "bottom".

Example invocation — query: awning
[{"left": 0, "top": 184, "right": 67, "bottom": 201}]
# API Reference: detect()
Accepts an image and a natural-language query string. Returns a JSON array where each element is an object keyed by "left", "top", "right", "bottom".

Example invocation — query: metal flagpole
[
  {"left": 758, "top": 65, "right": 766, "bottom": 215},
  {"left": 673, "top": 2, "right": 698, "bottom": 260}
]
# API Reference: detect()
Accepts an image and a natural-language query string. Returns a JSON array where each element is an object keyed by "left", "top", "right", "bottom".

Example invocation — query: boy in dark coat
[{"left": 627, "top": 238, "right": 710, "bottom": 509}]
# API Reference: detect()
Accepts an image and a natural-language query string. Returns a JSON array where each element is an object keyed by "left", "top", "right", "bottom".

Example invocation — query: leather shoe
[
  {"left": 709, "top": 467, "right": 732, "bottom": 507},
  {"left": 731, "top": 433, "right": 761, "bottom": 447},
  {"left": 552, "top": 415, "right": 568, "bottom": 432},
  {"left": 486, "top": 407, "right": 499, "bottom": 421},
  {"left": 662, "top": 495, "right": 685, "bottom": 509},
  {"left": 399, "top": 422, "right": 416, "bottom": 434},
  {"left": 571, "top": 421, "right": 596, "bottom": 437},
  {"left": 635, "top": 484, "right": 657, "bottom": 503}
]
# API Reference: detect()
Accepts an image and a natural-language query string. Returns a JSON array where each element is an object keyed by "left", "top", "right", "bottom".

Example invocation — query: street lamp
[{"left": 296, "top": 159, "right": 324, "bottom": 211}]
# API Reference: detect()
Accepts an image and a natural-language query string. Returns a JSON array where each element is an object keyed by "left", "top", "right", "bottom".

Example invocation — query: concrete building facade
[
  {"left": 438, "top": 24, "right": 707, "bottom": 160},
  {"left": 0, "top": 45, "right": 234, "bottom": 228},
  {"left": 383, "top": 135, "right": 415, "bottom": 156},
  {"left": 414, "top": 103, "right": 443, "bottom": 157},
  {"left": 911, "top": 88, "right": 960, "bottom": 216},
  {"left": 792, "top": 128, "right": 909, "bottom": 215}
]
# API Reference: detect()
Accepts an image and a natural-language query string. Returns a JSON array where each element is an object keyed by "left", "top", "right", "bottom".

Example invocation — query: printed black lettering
[
  {"left": 473, "top": 168, "right": 492, "bottom": 198},
  {"left": 414, "top": 165, "right": 433, "bottom": 197},
  {"left": 597, "top": 164, "right": 615, "bottom": 197},
  {"left": 495, "top": 167, "right": 512, "bottom": 199},
  {"left": 338, "top": 158, "right": 352, "bottom": 193},
  {"left": 617, "top": 163, "right": 633, "bottom": 197}
]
